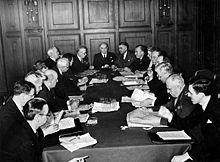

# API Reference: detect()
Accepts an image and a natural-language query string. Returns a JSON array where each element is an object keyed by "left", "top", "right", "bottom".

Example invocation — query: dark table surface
[{"left": 43, "top": 70, "right": 191, "bottom": 162}]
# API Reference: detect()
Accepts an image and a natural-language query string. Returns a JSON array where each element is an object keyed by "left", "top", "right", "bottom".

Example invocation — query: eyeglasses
[{"left": 39, "top": 113, "right": 51, "bottom": 117}]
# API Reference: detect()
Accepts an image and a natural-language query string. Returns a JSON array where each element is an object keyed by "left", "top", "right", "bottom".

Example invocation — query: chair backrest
[{"left": 195, "top": 69, "right": 216, "bottom": 81}]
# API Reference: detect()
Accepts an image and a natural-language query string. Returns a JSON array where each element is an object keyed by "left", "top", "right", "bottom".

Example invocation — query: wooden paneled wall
[{"left": 0, "top": 0, "right": 197, "bottom": 94}]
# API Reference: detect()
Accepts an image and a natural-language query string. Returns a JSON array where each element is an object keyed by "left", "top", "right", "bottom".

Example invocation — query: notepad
[{"left": 156, "top": 130, "right": 191, "bottom": 140}]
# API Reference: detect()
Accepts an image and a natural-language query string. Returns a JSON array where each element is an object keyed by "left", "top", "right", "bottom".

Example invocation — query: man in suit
[
  {"left": 53, "top": 58, "right": 88, "bottom": 99},
  {"left": 114, "top": 42, "right": 136, "bottom": 68},
  {"left": 128, "top": 74, "right": 195, "bottom": 126},
  {"left": 93, "top": 42, "right": 116, "bottom": 70},
  {"left": 25, "top": 71, "right": 44, "bottom": 95},
  {"left": 125, "top": 45, "right": 150, "bottom": 72},
  {"left": 44, "top": 46, "right": 60, "bottom": 69},
  {"left": 159, "top": 75, "right": 220, "bottom": 161},
  {"left": 2, "top": 98, "right": 58, "bottom": 162},
  {"left": 71, "top": 46, "right": 90, "bottom": 74},
  {"left": 0, "top": 80, "right": 35, "bottom": 156},
  {"left": 38, "top": 69, "right": 68, "bottom": 112}
]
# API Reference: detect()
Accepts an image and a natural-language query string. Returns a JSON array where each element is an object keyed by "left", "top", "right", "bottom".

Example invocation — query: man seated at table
[
  {"left": 124, "top": 45, "right": 150, "bottom": 73},
  {"left": 128, "top": 73, "right": 195, "bottom": 126},
  {"left": 71, "top": 46, "right": 91, "bottom": 74},
  {"left": 53, "top": 58, "right": 88, "bottom": 99},
  {"left": 0, "top": 80, "right": 35, "bottom": 156},
  {"left": 44, "top": 46, "right": 61, "bottom": 69},
  {"left": 37, "top": 69, "right": 68, "bottom": 112},
  {"left": 93, "top": 42, "right": 116, "bottom": 70},
  {"left": 114, "top": 42, "right": 136, "bottom": 68},
  {"left": 159, "top": 75, "right": 220, "bottom": 162},
  {"left": 25, "top": 71, "right": 44, "bottom": 95},
  {"left": 137, "top": 62, "right": 173, "bottom": 107},
  {"left": 1, "top": 98, "right": 58, "bottom": 162}
]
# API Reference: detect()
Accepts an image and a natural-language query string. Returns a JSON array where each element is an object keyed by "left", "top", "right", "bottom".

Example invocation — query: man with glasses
[
  {"left": 0, "top": 80, "right": 35, "bottom": 157},
  {"left": 71, "top": 46, "right": 90, "bottom": 74}
]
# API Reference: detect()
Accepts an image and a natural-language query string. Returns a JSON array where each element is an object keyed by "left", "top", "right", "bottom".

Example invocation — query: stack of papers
[
  {"left": 122, "top": 80, "right": 139, "bottom": 86},
  {"left": 60, "top": 133, "right": 97, "bottom": 152},
  {"left": 119, "top": 71, "right": 134, "bottom": 76},
  {"left": 89, "top": 78, "right": 108, "bottom": 84},
  {"left": 92, "top": 101, "right": 120, "bottom": 113},
  {"left": 126, "top": 108, "right": 167, "bottom": 127},
  {"left": 59, "top": 117, "right": 75, "bottom": 130},
  {"left": 156, "top": 130, "right": 191, "bottom": 140},
  {"left": 121, "top": 88, "right": 156, "bottom": 107}
]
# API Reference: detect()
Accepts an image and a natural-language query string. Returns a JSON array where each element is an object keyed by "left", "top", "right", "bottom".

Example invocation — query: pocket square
[{"left": 207, "top": 119, "right": 212, "bottom": 123}]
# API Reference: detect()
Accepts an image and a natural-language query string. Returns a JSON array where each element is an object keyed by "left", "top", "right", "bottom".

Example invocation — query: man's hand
[
  {"left": 158, "top": 106, "right": 173, "bottom": 122},
  {"left": 42, "top": 124, "right": 59, "bottom": 136}
]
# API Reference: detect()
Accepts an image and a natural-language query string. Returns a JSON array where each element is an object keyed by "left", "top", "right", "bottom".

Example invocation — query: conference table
[{"left": 42, "top": 70, "right": 191, "bottom": 162}]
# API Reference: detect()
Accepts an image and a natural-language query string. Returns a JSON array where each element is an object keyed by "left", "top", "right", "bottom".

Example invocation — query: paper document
[
  {"left": 131, "top": 88, "right": 156, "bottom": 101},
  {"left": 78, "top": 114, "right": 90, "bottom": 123},
  {"left": 54, "top": 110, "right": 64, "bottom": 124},
  {"left": 156, "top": 130, "right": 191, "bottom": 140},
  {"left": 126, "top": 108, "right": 167, "bottom": 127},
  {"left": 59, "top": 117, "right": 75, "bottom": 130},
  {"left": 60, "top": 133, "right": 97, "bottom": 152},
  {"left": 89, "top": 78, "right": 108, "bottom": 84},
  {"left": 92, "top": 101, "right": 120, "bottom": 113}
]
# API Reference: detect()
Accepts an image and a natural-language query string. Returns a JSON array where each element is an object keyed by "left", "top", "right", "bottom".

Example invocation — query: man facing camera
[
  {"left": 114, "top": 42, "right": 136, "bottom": 68},
  {"left": 125, "top": 45, "right": 150, "bottom": 72},
  {"left": 93, "top": 42, "right": 116, "bottom": 70}
]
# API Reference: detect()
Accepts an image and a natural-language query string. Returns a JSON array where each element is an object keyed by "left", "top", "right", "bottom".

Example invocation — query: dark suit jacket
[
  {"left": 129, "top": 54, "right": 150, "bottom": 72},
  {"left": 169, "top": 96, "right": 220, "bottom": 161},
  {"left": 93, "top": 52, "right": 116, "bottom": 70},
  {"left": 44, "top": 58, "right": 57, "bottom": 69},
  {"left": 71, "top": 55, "right": 89, "bottom": 74},
  {"left": 0, "top": 99, "right": 26, "bottom": 155},
  {"left": 37, "top": 84, "right": 68, "bottom": 112},
  {"left": 2, "top": 120, "right": 44, "bottom": 162},
  {"left": 164, "top": 85, "right": 195, "bottom": 118},
  {"left": 114, "top": 50, "right": 136, "bottom": 68},
  {"left": 148, "top": 76, "right": 171, "bottom": 106},
  {"left": 53, "top": 67, "right": 80, "bottom": 99}
]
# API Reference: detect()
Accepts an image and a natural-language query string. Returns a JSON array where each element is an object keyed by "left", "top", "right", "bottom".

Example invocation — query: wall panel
[
  {"left": 83, "top": 0, "right": 114, "bottom": 29},
  {"left": 157, "top": 31, "right": 173, "bottom": 57},
  {"left": 46, "top": 0, "right": 79, "bottom": 30},
  {"left": 85, "top": 33, "right": 115, "bottom": 64},
  {"left": 119, "top": 32, "right": 152, "bottom": 50},
  {"left": 26, "top": 35, "right": 44, "bottom": 70},
  {"left": 119, "top": 0, "right": 151, "bottom": 27},
  {"left": 4, "top": 36, "right": 25, "bottom": 88},
  {"left": 4, "top": 0, "right": 20, "bottom": 32},
  {"left": 48, "top": 35, "right": 80, "bottom": 54}
]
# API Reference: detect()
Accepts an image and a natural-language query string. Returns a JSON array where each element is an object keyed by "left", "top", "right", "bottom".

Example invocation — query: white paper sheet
[
  {"left": 156, "top": 130, "right": 191, "bottom": 140},
  {"left": 92, "top": 102, "right": 120, "bottom": 113},
  {"left": 60, "top": 133, "right": 97, "bottom": 152},
  {"left": 59, "top": 117, "right": 75, "bottom": 130},
  {"left": 89, "top": 78, "right": 108, "bottom": 84}
]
